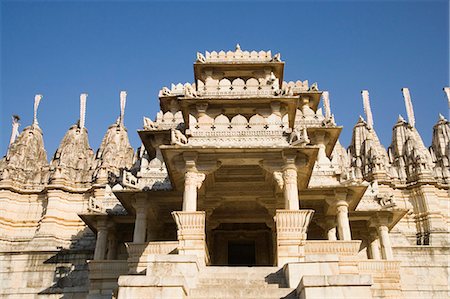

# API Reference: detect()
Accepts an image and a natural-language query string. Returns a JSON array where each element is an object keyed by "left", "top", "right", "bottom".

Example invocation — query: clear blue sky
[{"left": 1, "top": 1, "right": 449, "bottom": 158}]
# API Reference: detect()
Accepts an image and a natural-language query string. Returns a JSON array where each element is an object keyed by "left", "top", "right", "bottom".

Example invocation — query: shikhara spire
[
  {"left": 79, "top": 93, "right": 88, "bottom": 129},
  {"left": 119, "top": 91, "right": 127, "bottom": 126},
  {"left": 361, "top": 90, "right": 373, "bottom": 129},
  {"left": 33, "top": 94, "right": 42, "bottom": 126},
  {"left": 402, "top": 88, "right": 415, "bottom": 127}
]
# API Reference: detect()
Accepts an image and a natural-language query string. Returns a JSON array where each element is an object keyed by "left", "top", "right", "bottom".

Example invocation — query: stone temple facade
[{"left": 0, "top": 46, "right": 449, "bottom": 299}]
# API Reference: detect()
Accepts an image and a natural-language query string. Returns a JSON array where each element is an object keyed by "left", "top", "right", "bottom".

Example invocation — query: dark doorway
[{"left": 228, "top": 241, "right": 256, "bottom": 266}]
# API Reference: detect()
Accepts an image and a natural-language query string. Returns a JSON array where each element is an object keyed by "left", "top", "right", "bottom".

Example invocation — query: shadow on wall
[{"left": 38, "top": 227, "right": 95, "bottom": 298}]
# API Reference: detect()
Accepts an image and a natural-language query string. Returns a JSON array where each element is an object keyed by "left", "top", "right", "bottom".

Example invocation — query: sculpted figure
[
  {"left": 272, "top": 53, "right": 281, "bottom": 62},
  {"left": 309, "top": 82, "right": 319, "bottom": 91},
  {"left": 161, "top": 87, "right": 171, "bottom": 96},
  {"left": 171, "top": 129, "right": 188, "bottom": 145},
  {"left": 184, "top": 84, "right": 198, "bottom": 97},
  {"left": 196, "top": 52, "right": 206, "bottom": 63},
  {"left": 377, "top": 194, "right": 396, "bottom": 208},
  {"left": 273, "top": 171, "right": 284, "bottom": 190},
  {"left": 143, "top": 117, "right": 159, "bottom": 130},
  {"left": 289, "top": 126, "right": 310, "bottom": 145},
  {"left": 284, "top": 85, "right": 294, "bottom": 96}
]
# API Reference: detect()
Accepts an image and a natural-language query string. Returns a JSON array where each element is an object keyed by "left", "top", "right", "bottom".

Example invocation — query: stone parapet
[
  {"left": 358, "top": 260, "right": 402, "bottom": 298},
  {"left": 305, "top": 240, "right": 361, "bottom": 257},
  {"left": 126, "top": 241, "right": 178, "bottom": 274},
  {"left": 87, "top": 260, "right": 128, "bottom": 299},
  {"left": 117, "top": 254, "right": 201, "bottom": 299},
  {"left": 297, "top": 274, "right": 373, "bottom": 299}
]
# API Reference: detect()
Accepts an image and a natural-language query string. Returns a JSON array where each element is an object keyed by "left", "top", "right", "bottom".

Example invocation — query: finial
[
  {"left": 322, "top": 91, "right": 331, "bottom": 119},
  {"left": 361, "top": 90, "right": 374, "bottom": 129},
  {"left": 33, "top": 94, "right": 43, "bottom": 125},
  {"left": 9, "top": 115, "right": 20, "bottom": 147},
  {"left": 79, "top": 93, "right": 88, "bottom": 129},
  {"left": 401, "top": 88, "right": 415, "bottom": 127},
  {"left": 235, "top": 44, "right": 241, "bottom": 51},
  {"left": 397, "top": 114, "right": 405, "bottom": 123},
  {"left": 444, "top": 87, "right": 450, "bottom": 119},
  {"left": 444, "top": 87, "right": 450, "bottom": 106},
  {"left": 438, "top": 113, "right": 445, "bottom": 121},
  {"left": 119, "top": 91, "right": 127, "bottom": 126}
]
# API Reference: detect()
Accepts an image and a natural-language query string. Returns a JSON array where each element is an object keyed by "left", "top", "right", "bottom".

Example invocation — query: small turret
[
  {"left": 348, "top": 91, "right": 391, "bottom": 181},
  {"left": 49, "top": 93, "right": 94, "bottom": 184},
  {"left": 388, "top": 90, "right": 434, "bottom": 182},
  {"left": 0, "top": 95, "right": 48, "bottom": 187},
  {"left": 93, "top": 91, "right": 134, "bottom": 183},
  {"left": 430, "top": 114, "right": 450, "bottom": 183}
]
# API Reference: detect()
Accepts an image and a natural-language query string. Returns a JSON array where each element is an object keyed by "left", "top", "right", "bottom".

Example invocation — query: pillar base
[
  {"left": 274, "top": 209, "right": 314, "bottom": 266},
  {"left": 172, "top": 211, "right": 209, "bottom": 265}
]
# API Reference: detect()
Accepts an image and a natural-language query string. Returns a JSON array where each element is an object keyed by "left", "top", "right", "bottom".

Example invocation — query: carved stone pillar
[
  {"left": 172, "top": 211, "right": 209, "bottom": 265},
  {"left": 282, "top": 152, "right": 300, "bottom": 210},
  {"left": 133, "top": 195, "right": 148, "bottom": 243},
  {"left": 324, "top": 217, "right": 337, "bottom": 241},
  {"left": 378, "top": 225, "right": 393, "bottom": 260},
  {"left": 274, "top": 209, "right": 314, "bottom": 265},
  {"left": 368, "top": 229, "right": 381, "bottom": 260},
  {"left": 283, "top": 167, "right": 299, "bottom": 210},
  {"left": 107, "top": 231, "right": 117, "bottom": 260},
  {"left": 369, "top": 213, "right": 394, "bottom": 260},
  {"left": 313, "top": 131, "right": 330, "bottom": 164},
  {"left": 94, "top": 220, "right": 108, "bottom": 260},
  {"left": 182, "top": 171, "right": 205, "bottom": 212},
  {"left": 333, "top": 192, "right": 352, "bottom": 241}
]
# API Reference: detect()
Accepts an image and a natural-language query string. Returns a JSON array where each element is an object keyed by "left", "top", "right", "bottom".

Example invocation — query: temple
[{"left": 0, "top": 46, "right": 449, "bottom": 298}]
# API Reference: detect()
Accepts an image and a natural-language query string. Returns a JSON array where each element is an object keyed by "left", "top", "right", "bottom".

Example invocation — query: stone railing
[
  {"left": 282, "top": 80, "right": 309, "bottom": 93},
  {"left": 197, "top": 77, "right": 280, "bottom": 97},
  {"left": 187, "top": 113, "right": 290, "bottom": 147},
  {"left": 154, "top": 110, "right": 184, "bottom": 129},
  {"left": 305, "top": 240, "right": 362, "bottom": 256},
  {"left": 358, "top": 260, "right": 401, "bottom": 292},
  {"left": 203, "top": 49, "right": 273, "bottom": 62},
  {"left": 126, "top": 241, "right": 179, "bottom": 274},
  {"left": 357, "top": 260, "right": 401, "bottom": 275},
  {"left": 88, "top": 260, "right": 129, "bottom": 280}
]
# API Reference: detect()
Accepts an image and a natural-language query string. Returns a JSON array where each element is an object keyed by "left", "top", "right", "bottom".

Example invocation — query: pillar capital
[
  {"left": 96, "top": 217, "right": 109, "bottom": 230},
  {"left": 183, "top": 151, "right": 198, "bottom": 170},
  {"left": 369, "top": 212, "right": 393, "bottom": 228},
  {"left": 282, "top": 150, "right": 308, "bottom": 169},
  {"left": 185, "top": 171, "right": 206, "bottom": 189},
  {"left": 334, "top": 190, "right": 348, "bottom": 202},
  {"left": 133, "top": 193, "right": 148, "bottom": 209}
]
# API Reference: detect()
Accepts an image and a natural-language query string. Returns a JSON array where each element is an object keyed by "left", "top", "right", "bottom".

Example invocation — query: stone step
[
  {"left": 200, "top": 266, "right": 280, "bottom": 274},
  {"left": 197, "top": 278, "right": 282, "bottom": 288},
  {"left": 198, "top": 275, "right": 286, "bottom": 287},
  {"left": 197, "top": 266, "right": 288, "bottom": 287},
  {"left": 189, "top": 286, "right": 296, "bottom": 299},
  {"left": 199, "top": 267, "right": 283, "bottom": 278}
]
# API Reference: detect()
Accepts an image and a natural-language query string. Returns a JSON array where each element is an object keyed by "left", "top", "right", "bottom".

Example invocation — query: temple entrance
[
  {"left": 209, "top": 223, "right": 273, "bottom": 266},
  {"left": 228, "top": 240, "right": 256, "bottom": 266}
]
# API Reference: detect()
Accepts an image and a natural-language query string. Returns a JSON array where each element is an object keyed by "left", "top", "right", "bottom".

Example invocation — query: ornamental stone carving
[
  {"left": 49, "top": 125, "right": 94, "bottom": 184},
  {"left": 0, "top": 124, "right": 49, "bottom": 186}
]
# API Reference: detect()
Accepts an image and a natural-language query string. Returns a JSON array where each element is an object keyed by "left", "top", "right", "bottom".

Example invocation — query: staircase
[{"left": 189, "top": 266, "right": 296, "bottom": 299}]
